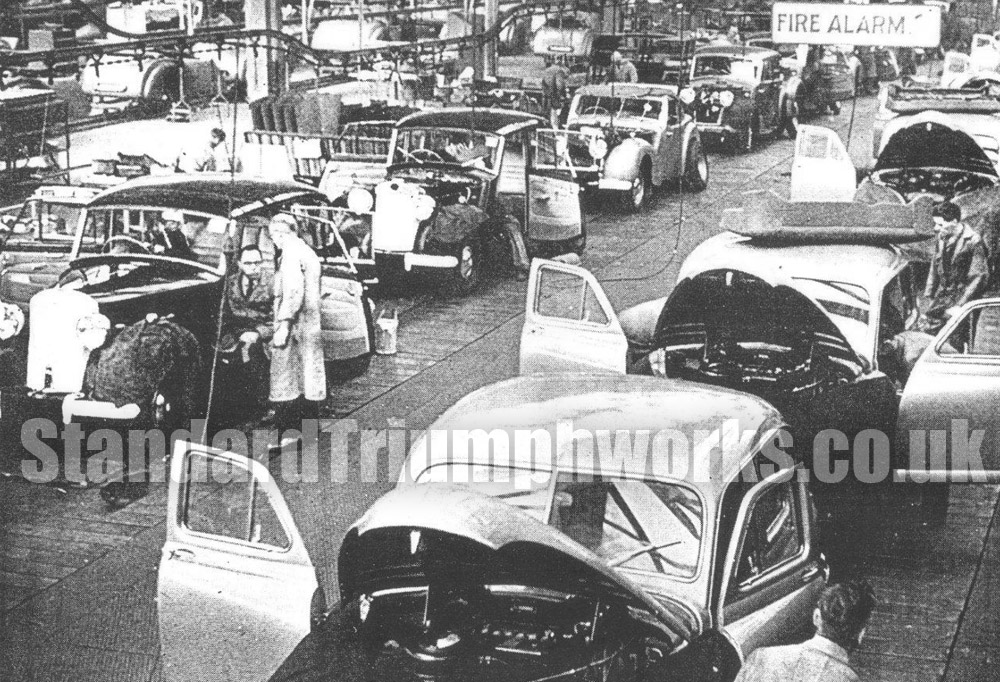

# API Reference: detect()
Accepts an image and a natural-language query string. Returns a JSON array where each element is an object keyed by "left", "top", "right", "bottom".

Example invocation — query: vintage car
[
  {"left": 518, "top": 195, "right": 938, "bottom": 489},
  {"left": 154, "top": 375, "right": 824, "bottom": 682},
  {"left": 321, "top": 108, "right": 584, "bottom": 293},
  {"left": 533, "top": 83, "right": 709, "bottom": 212},
  {"left": 780, "top": 47, "right": 858, "bottom": 136},
  {"left": 0, "top": 185, "right": 101, "bottom": 272},
  {"left": 871, "top": 83, "right": 1000, "bottom": 167},
  {"left": 590, "top": 32, "right": 698, "bottom": 85},
  {"left": 685, "top": 45, "right": 788, "bottom": 152},
  {"left": 530, "top": 11, "right": 600, "bottom": 63},
  {"left": 0, "top": 175, "right": 375, "bottom": 433}
]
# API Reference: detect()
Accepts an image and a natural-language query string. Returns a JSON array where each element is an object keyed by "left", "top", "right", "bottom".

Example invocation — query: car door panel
[
  {"left": 898, "top": 300, "right": 1000, "bottom": 478},
  {"left": 790, "top": 125, "right": 856, "bottom": 201},
  {"left": 520, "top": 259, "right": 627, "bottom": 375},
  {"left": 158, "top": 442, "right": 317, "bottom": 682},
  {"left": 719, "top": 470, "right": 825, "bottom": 655}
]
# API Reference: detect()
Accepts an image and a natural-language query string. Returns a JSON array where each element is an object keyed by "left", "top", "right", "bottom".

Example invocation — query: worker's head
[
  {"left": 210, "top": 127, "right": 226, "bottom": 148},
  {"left": 267, "top": 213, "right": 298, "bottom": 250},
  {"left": 159, "top": 209, "right": 184, "bottom": 232},
  {"left": 814, "top": 581, "right": 877, "bottom": 650},
  {"left": 611, "top": 50, "right": 624, "bottom": 65},
  {"left": 933, "top": 201, "right": 962, "bottom": 237},
  {"left": 238, "top": 245, "right": 264, "bottom": 280}
]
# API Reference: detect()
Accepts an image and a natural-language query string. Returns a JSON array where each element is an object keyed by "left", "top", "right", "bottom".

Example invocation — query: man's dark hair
[
  {"left": 239, "top": 245, "right": 262, "bottom": 259},
  {"left": 211, "top": 127, "right": 227, "bottom": 142},
  {"left": 817, "top": 581, "right": 877, "bottom": 649},
  {"left": 933, "top": 201, "right": 961, "bottom": 222}
]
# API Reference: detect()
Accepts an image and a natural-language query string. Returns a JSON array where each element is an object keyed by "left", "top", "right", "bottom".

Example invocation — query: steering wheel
[
  {"left": 581, "top": 105, "right": 611, "bottom": 116},
  {"left": 405, "top": 148, "right": 444, "bottom": 163},
  {"left": 102, "top": 235, "right": 152, "bottom": 255}
]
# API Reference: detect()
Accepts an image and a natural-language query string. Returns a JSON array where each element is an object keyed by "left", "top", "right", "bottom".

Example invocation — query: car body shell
[
  {"left": 590, "top": 32, "right": 698, "bottom": 86},
  {"left": 517, "top": 196, "right": 935, "bottom": 461},
  {"left": 392, "top": 373, "right": 826, "bottom": 660},
  {"left": 0, "top": 175, "right": 374, "bottom": 425},
  {"left": 540, "top": 83, "right": 705, "bottom": 197},
  {"left": 324, "top": 108, "right": 584, "bottom": 284},
  {"left": 530, "top": 11, "right": 600, "bottom": 60},
  {"left": 688, "top": 45, "right": 786, "bottom": 144}
]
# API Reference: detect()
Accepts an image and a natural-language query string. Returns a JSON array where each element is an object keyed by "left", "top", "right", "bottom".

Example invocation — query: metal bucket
[{"left": 375, "top": 308, "right": 398, "bottom": 355}]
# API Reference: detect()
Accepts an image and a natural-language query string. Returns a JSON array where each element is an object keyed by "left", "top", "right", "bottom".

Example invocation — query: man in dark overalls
[{"left": 921, "top": 201, "right": 989, "bottom": 334}]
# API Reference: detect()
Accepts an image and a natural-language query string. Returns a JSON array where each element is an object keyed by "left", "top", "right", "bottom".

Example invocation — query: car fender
[
  {"left": 141, "top": 58, "right": 180, "bottom": 103},
  {"left": 604, "top": 137, "right": 652, "bottom": 183},
  {"left": 678, "top": 123, "right": 701, "bottom": 177}
]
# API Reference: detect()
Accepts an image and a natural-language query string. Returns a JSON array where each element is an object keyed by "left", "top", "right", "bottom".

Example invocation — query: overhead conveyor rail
[{"left": 0, "top": 0, "right": 602, "bottom": 85}]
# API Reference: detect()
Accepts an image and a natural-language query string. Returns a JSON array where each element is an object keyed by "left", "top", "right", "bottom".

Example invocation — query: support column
[
  {"left": 484, "top": 0, "right": 499, "bottom": 78},
  {"left": 244, "top": 0, "right": 281, "bottom": 101}
]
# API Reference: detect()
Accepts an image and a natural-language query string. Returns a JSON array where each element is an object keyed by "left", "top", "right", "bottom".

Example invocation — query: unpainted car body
[
  {"left": 518, "top": 196, "right": 935, "bottom": 474},
  {"left": 535, "top": 83, "right": 708, "bottom": 212},
  {"left": 686, "top": 45, "right": 788, "bottom": 152}
]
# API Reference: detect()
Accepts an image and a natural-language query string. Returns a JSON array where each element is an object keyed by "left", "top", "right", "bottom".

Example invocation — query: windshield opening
[
  {"left": 80, "top": 207, "right": 227, "bottom": 268},
  {"left": 416, "top": 463, "right": 703, "bottom": 579},
  {"left": 692, "top": 56, "right": 757, "bottom": 80},
  {"left": 5, "top": 200, "right": 82, "bottom": 245},
  {"left": 392, "top": 127, "right": 500, "bottom": 172},
  {"left": 574, "top": 95, "right": 666, "bottom": 120}
]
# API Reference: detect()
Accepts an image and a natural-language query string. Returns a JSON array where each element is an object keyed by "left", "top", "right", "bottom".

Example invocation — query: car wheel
[
  {"left": 621, "top": 166, "right": 650, "bottom": 212},
  {"left": 683, "top": 138, "right": 709, "bottom": 192},
  {"left": 448, "top": 238, "right": 481, "bottom": 295}
]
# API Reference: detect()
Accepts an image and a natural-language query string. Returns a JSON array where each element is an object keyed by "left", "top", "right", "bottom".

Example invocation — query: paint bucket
[{"left": 375, "top": 308, "right": 398, "bottom": 355}]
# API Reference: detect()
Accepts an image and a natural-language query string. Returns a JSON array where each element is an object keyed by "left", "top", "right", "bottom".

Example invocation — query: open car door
[
  {"left": 897, "top": 298, "right": 1000, "bottom": 483},
  {"left": 527, "top": 130, "right": 585, "bottom": 251},
  {"left": 520, "top": 258, "right": 627, "bottom": 374},
  {"left": 790, "top": 125, "right": 855, "bottom": 202},
  {"left": 158, "top": 443, "right": 318, "bottom": 682}
]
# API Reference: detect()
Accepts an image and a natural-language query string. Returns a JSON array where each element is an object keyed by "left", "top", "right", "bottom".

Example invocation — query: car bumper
[
  {"left": 596, "top": 177, "right": 633, "bottom": 191},
  {"left": 373, "top": 251, "right": 459, "bottom": 272},
  {"left": 1, "top": 387, "right": 140, "bottom": 426},
  {"left": 698, "top": 123, "right": 740, "bottom": 137}
]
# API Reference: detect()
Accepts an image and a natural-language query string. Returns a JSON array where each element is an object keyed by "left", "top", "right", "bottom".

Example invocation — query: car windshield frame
[
  {"left": 390, "top": 126, "right": 504, "bottom": 174},
  {"left": 691, "top": 55, "right": 759, "bottom": 82},
  {"left": 573, "top": 94, "right": 668, "bottom": 122},
  {"left": 414, "top": 462, "right": 707, "bottom": 582},
  {"left": 74, "top": 204, "right": 231, "bottom": 273},
  {"left": 2, "top": 199, "right": 85, "bottom": 247}
]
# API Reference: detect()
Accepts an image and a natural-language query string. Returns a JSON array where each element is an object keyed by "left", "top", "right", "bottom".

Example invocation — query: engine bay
[
  {"left": 357, "top": 585, "right": 643, "bottom": 682},
  {"left": 871, "top": 167, "right": 997, "bottom": 202}
]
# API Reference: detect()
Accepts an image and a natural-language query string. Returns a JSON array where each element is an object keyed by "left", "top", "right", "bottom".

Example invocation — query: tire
[
  {"left": 620, "top": 165, "right": 650, "bottom": 212},
  {"left": 448, "top": 237, "right": 481, "bottom": 295},
  {"left": 683, "top": 137, "right": 709, "bottom": 192}
]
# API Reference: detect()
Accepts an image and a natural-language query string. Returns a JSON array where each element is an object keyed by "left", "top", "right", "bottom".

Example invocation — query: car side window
[
  {"left": 732, "top": 481, "right": 804, "bottom": 589},
  {"left": 940, "top": 304, "right": 1000, "bottom": 356},
  {"left": 182, "top": 452, "right": 290, "bottom": 549},
  {"left": 535, "top": 267, "right": 610, "bottom": 324}
]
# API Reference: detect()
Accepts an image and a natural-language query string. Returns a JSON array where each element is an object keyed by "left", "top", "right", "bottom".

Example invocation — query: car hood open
[
  {"left": 876, "top": 111, "right": 998, "bottom": 178},
  {"left": 340, "top": 484, "right": 700, "bottom": 640}
]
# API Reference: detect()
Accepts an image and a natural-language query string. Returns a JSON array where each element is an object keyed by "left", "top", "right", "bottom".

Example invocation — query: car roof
[
  {"left": 87, "top": 175, "right": 323, "bottom": 218},
  {"left": 395, "top": 108, "right": 544, "bottom": 135},
  {"left": 694, "top": 45, "right": 778, "bottom": 59},
  {"left": 575, "top": 83, "right": 678, "bottom": 98},
  {"left": 414, "top": 374, "right": 785, "bottom": 498}
]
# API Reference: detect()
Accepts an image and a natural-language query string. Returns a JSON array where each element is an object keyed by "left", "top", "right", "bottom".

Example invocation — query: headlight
[
  {"left": 77, "top": 313, "right": 111, "bottom": 351},
  {"left": 0, "top": 302, "right": 24, "bottom": 341},
  {"left": 719, "top": 90, "right": 735, "bottom": 107},
  {"left": 648, "top": 348, "right": 667, "bottom": 377},
  {"left": 679, "top": 87, "right": 696, "bottom": 105},
  {"left": 588, "top": 137, "right": 609, "bottom": 160},
  {"left": 347, "top": 187, "right": 375, "bottom": 213}
]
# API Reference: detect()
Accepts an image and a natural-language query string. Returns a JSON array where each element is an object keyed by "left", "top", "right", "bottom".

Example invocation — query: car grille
[{"left": 694, "top": 101, "right": 726, "bottom": 124}]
